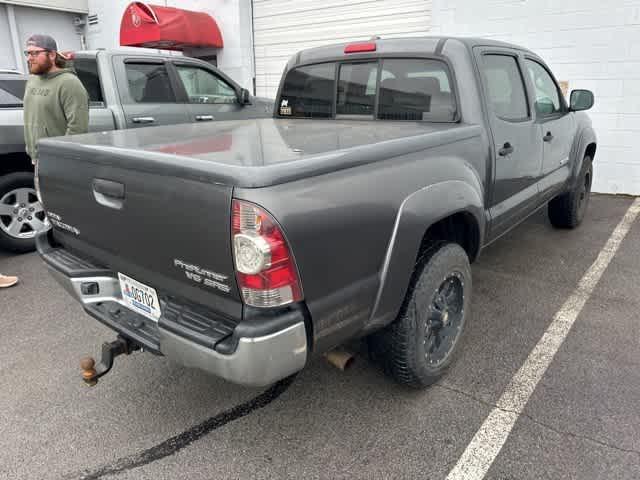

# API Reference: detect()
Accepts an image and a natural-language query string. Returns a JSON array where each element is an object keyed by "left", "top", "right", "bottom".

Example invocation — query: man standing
[{"left": 23, "top": 34, "right": 89, "bottom": 166}]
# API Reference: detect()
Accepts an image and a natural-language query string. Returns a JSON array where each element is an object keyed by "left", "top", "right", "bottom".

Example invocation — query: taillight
[{"left": 232, "top": 199, "right": 303, "bottom": 308}]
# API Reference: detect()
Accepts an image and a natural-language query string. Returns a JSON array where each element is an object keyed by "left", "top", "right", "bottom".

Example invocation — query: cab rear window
[{"left": 278, "top": 58, "right": 457, "bottom": 122}]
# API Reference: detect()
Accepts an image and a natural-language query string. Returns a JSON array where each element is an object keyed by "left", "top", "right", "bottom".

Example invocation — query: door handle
[
  {"left": 196, "top": 115, "right": 214, "bottom": 121},
  {"left": 132, "top": 117, "right": 155, "bottom": 124},
  {"left": 92, "top": 178, "right": 125, "bottom": 209},
  {"left": 543, "top": 132, "right": 554, "bottom": 142},
  {"left": 498, "top": 142, "right": 514, "bottom": 156}
]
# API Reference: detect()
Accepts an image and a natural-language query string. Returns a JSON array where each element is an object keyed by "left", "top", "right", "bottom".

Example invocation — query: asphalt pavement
[{"left": 0, "top": 194, "right": 638, "bottom": 480}]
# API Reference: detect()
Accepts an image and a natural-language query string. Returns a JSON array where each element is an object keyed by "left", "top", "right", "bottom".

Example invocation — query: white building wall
[
  {"left": 2, "top": 0, "right": 87, "bottom": 14},
  {"left": 0, "top": 1, "right": 85, "bottom": 73},
  {"left": 432, "top": 0, "right": 640, "bottom": 195},
  {"left": 252, "top": 0, "right": 432, "bottom": 98}
]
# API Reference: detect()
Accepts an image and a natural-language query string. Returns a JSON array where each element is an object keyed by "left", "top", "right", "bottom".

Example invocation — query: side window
[
  {"left": 525, "top": 59, "right": 562, "bottom": 116},
  {"left": 0, "top": 79, "right": 25, "bottom": 106},
  {"left": 481, "top": 54, "right": 529, "bottom": 121},
  {"left": 378, "top": 59, "right": 456, "bottom": 121},
  {"left": 278, "top": 63, "right": 335, "bottom": 118},
  {"left": 336, "top": 62, "right": 377, "bottom": 116},
  {"left": 124, "top": 63, "right": 175, "bottom": 103},
  {"left": 175, "top": 65, "right": 237, "bottom": 104},
  {"left": 73, "top": 58, "right": 104, "bottom": 105}
]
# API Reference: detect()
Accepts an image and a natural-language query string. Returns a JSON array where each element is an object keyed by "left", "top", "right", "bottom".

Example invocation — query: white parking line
[{"left": 447, "top": 198, "right": 640, "bottom": 480}]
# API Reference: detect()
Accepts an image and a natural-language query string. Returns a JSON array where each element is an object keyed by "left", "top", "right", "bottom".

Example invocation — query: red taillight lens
[
  {"left": 232, "top": 200, "right": 303, "bottom": 307},
  {"left": 344, "top": 42, "right": 376, "bottom": 53}
]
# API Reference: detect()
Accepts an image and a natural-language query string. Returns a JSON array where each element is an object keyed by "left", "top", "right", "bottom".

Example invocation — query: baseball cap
[{"left": 26, "top": 34, "right": 71, "bottom": 60}]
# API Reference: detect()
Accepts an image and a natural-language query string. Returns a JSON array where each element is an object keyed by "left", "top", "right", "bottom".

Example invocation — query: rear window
[
  {"left": 336, "top": 62, "right": 377, "bottom": 116},
  {"left": 0, "top": 79, "right": 26, "bottom": 107},
  {"left": 379, "top": 59, "right": 456, "bottom": 121},
  {"left": 124, "top": 63, "right": 175, "bottom": 103},
  {"left": 278, "top": 58, "right": 456, "bottom": 122},
  {"left": 72, "top": 58, "right": 104, "bottom": 106},
  {"left": 278, "top": 63, "right": 334, "bottom": 118}
]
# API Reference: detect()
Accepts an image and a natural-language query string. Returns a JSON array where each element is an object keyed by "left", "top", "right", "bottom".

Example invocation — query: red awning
[{"left": 120, "top": 2, "right": 223, "bottom": 51}]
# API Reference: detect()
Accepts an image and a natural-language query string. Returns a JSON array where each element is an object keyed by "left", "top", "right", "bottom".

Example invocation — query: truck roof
[
  {"left": 288, "top": 36, "right": 536, "bottom": 68},
  {"left": 74, "top": 49, "right": 184, "bottom": 60}
]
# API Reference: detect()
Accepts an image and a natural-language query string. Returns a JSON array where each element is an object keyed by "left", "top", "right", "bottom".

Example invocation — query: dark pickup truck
[{"left": 37, "top": 37, "right": 596, "bottom": 388}]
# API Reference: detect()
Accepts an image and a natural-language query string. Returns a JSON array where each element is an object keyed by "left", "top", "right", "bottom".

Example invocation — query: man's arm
[{"left": 60, "top": 77, "right": 89, "bottom": 135}]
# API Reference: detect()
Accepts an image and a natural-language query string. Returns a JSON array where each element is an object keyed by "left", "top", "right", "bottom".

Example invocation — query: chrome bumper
[{"left": 46, "top": 266, "right": 307, "bottom": 387}]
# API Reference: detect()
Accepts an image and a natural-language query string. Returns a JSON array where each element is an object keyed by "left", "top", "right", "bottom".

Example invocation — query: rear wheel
[
  {"left": 370, "top": 243, "right": 472, "bottom": 388},
  {"left": 548, "top": 156, "right": 593, "bottom": 229},
  {"left": 0, "top": 172, "right": 48, "bottom": 253}
]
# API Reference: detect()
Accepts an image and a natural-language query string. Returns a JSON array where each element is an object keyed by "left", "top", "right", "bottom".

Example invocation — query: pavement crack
[
  {"left": 435, "top": 383, "right": 640, "bottom": 458},
  {"left": 64, "top": 374, "right": 297, "bottom": 480}
]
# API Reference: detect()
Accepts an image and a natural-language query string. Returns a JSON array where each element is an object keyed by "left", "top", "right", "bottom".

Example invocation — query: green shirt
[{"left": 23, "top": 69, "right": 89, "bottom": 163}]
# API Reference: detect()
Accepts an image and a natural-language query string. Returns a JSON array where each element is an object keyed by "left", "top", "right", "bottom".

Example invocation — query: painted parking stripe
[{"left": 447, "top": 198, "right": 640, "bottom": 480}]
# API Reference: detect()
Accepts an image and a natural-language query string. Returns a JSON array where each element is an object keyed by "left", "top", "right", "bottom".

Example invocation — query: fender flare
[
  {"left": 570, "top": 125, "right": 597, "bottom": 187},
  {"left": 365, "top": 179, "right": 485, "bottom": 332}
]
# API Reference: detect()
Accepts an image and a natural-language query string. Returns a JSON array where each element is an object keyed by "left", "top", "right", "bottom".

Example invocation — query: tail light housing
[{"left": 232, "top": 199, "right": 303, "bottom": 308}]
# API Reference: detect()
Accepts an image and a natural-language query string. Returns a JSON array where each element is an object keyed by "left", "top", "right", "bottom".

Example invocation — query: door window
[
  {"left": 481, "top": 54, "right": 529, "bottom": 121},
  {"left": 124, "top": 63, "right": 175, "bottom": 103},
  {"left": 525, "top": 59, "right": 562, "bottom": 116},
  {"left": 176, "top": 65, "right": 237, "bottom": 104}
]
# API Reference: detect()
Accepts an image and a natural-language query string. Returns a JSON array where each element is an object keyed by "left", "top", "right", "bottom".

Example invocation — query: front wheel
[
  {"left": 370, "top": 243, "right": 472, "bottom": 388},
  {"left": 0, "top": 172, "right": 48, "bottom": 253}
]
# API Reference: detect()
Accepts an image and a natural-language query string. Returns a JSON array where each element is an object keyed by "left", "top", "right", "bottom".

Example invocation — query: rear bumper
[{"left": 39, "top": 234, "right": 307, "bottom": 387}]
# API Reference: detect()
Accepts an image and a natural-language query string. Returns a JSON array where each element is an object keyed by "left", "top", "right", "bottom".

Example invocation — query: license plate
[{"left": 118, "top": 273, "right": 161, "bottom": 322}]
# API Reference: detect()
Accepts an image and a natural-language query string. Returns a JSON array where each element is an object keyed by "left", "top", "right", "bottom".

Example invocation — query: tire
[
  {"left": 0, "top": 172, "right": 47, "bottom": 253},
  {"left": 369, "top": 242, "right": 472, "bottom": 388},
  {"left": 548, "top": 156, "right": 593, "bottom": 229}
]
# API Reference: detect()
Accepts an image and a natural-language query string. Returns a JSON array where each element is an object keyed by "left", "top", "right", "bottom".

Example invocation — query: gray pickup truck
[
  {"left": 37, "top": 37, "right": 596, "bottom": 389},
  {"left": 0, "top": 50, "right": 272, "bottom": 252}
]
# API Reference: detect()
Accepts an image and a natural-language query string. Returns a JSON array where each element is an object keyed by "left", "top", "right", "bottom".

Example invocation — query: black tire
[
  {"left": 0, "top": 171, "right": 42, "bottom": 253},
  {"left": 548, "top": 156, "right": 593, "bottom": 229},
  {"left": 370, "top": 243, "right": 472, "bottom": 388}
]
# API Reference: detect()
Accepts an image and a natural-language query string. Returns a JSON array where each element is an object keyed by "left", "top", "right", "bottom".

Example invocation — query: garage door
[{"left": 252, "top": 0, "right": 432, "bottom": 98}]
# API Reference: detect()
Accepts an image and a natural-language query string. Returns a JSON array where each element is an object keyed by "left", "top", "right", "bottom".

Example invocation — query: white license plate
[{"left": 118, "top": 273, "right": 161, "bottom": 322}]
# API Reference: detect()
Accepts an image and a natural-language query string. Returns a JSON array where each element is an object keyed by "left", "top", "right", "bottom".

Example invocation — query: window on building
[
  {"left": 175, "top": 65, "right": 237, "bottom": 104},
  {"left": 378, "top": 59, "right": 456, "bottom": 121},
  {"left": 72, "top": 58, "right": 104, "bottom": 105},
  {"left": 125, "top": 63, "right": 175, "bottom": 103},
  {"left": 336, "top": 62, "right": 377, "bottom": 116},
  {"left": 481, "top": 54, "right": 529, "bottom": 121},
  {"left": 278, "top": 63, "right": 335, "bottom": 118},
  {"left": 525, "top": 59, "right": 562, "bottom": 116}
]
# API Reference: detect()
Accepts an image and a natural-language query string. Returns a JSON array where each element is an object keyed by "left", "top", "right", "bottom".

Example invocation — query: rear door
[
  {"left": 171, "top": 61, "right": 244, "bottom": 123},
  {"left": 475, "top": 48, "right": 544, "bottom": 240},
  {"left": 112, "top": 56, "right": 190, "bottom": 128},
  {"left": 524, "top": 58, "right": 576, "bottom": 202}
]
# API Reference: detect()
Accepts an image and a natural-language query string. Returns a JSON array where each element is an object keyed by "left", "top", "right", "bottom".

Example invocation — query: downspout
[{"left": 7, "top": 5, "right": 24, "bottom": 73}]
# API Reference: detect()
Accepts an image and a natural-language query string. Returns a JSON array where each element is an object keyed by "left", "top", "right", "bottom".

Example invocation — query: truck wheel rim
[
  {"left": 425, "top": 272, "right": 465, "bottom": 367},
  {"left": 0, "top": 187, "right": 49, "bottom": 240}
]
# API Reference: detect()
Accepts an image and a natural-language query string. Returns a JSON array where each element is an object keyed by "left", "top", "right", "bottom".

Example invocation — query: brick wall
[{"left": 432, "top": 0, "right": 640, "bottom": 195}]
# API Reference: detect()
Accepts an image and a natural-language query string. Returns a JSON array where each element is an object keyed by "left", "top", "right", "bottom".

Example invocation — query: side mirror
[
  {"left": 238, "top": 88, "right": 251, "bottom": 105},
  {"left": 570, "top": 89, "right": 594, "bottom": 111}
]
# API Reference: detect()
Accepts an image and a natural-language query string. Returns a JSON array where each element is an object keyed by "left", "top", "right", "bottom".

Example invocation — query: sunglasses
[{"left": 24, "top": 49, "right": 50, "bottom": 58}]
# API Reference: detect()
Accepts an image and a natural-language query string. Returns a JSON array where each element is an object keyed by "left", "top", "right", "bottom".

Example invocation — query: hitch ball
[{"left": 80, "top": 357, "right": 98, "bottom": 386}]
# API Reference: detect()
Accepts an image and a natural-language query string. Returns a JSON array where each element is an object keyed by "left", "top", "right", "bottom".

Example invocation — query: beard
[{"left": 29, "top": 56, "right": 54, "bottom": 75}]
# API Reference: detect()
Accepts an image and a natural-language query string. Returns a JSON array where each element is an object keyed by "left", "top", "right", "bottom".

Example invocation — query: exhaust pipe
[{"left": 324, "top": 349, "right": 355, "bottom": 371}]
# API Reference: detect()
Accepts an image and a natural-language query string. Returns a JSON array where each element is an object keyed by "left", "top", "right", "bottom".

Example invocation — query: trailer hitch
[{"left": 80, "top": 336, "right": 140, "bottom": 386}]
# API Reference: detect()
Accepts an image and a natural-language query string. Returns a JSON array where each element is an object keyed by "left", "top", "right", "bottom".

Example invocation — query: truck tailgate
[{"left": 37, "top": 141, "right": 241, "bottom": 319}]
